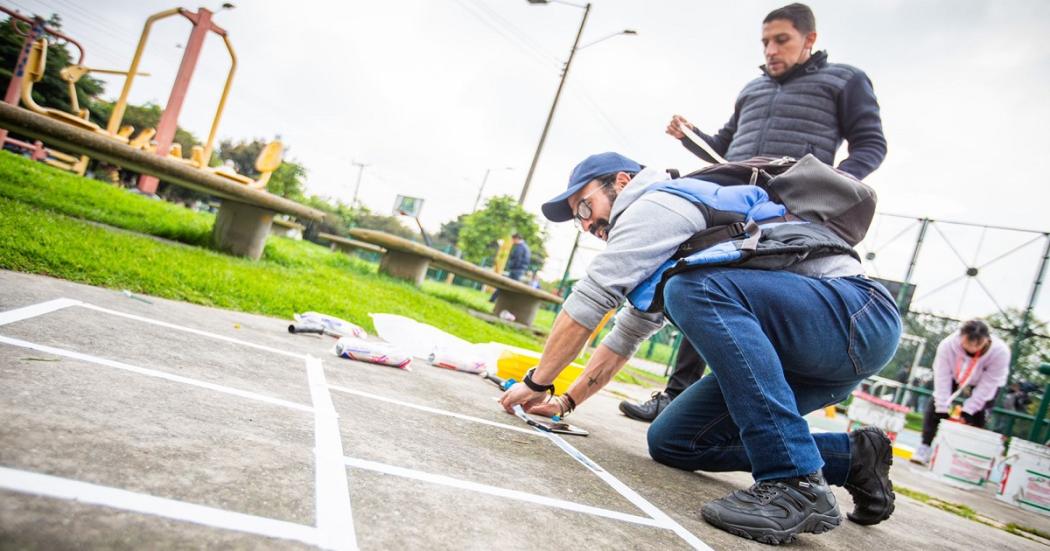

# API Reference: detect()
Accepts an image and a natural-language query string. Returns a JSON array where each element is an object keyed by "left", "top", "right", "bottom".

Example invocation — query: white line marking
[
  {"left": 327, "top": 385, "right": 540, "bottom": 437},
  {"left": 306, "top": 357, "right": 357, "bottom": 551},
  {"left": 0, "top": 466, "right": 320, "bottom": 546},
  {"left": 0, "top": 335, "right": 313, "bottom": 414},
  {"left": 344, "top": 456, "right": 664, "bottom": 528},
  {"left": 0, "top": 298, "right": 80, "bottom": 326},
  {"left": 328, "top": 386, "right": 711, "bottom": 549},
  {"left": 76, "top": 302, "right": 307, "bottom": 360},
  {"left": 538, "top": 430, "right": 713, "bottom": 551}
]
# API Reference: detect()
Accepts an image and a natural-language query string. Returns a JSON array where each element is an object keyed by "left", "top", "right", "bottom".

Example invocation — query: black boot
[
  {"left": 701, "top": 471, "right": 841, "bottom": 545},
  {"left": 845, "top": 426, "right": 895, "bottom": 525},
  {"left": 618, "top": 391, "right": 671, "bottom": 422}
]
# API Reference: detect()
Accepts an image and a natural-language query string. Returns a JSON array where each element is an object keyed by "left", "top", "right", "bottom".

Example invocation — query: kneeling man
[{"left": 499, "top": 152, "right": 901, "bottom": 544}]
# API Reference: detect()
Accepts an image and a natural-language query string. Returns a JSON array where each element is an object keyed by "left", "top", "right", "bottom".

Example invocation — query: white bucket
[
  {"left": 929, "top": 420, "right": 1005, "bottom": 489},
  {"left": 996, "top": 438, "right": 1050, "bottom": 516}
]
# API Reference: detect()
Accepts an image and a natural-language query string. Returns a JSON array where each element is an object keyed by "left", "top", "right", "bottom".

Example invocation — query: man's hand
[
  {"left": 498, "top": 382, "right": 548, "bottom": 414},
  {"left": 666, "top": 114, "right": 695, "bottom": 139},
  {"left": 526, "top": 399, "right": 562, "bottom": 418},
  {"left": 960, "top": 411, "right": 976, "bottom": 425}
]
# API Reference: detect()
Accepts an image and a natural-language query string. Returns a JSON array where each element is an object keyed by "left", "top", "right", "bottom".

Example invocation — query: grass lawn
[
  {"left": 0, "top": 151, "right": 668, "bottom": 388},
  {"left": 0, "top": 152, "right": 540, "bottom": 349}
]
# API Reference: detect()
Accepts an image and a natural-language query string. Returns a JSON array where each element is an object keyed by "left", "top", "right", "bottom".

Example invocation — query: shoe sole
[
  {"left": 701, "top": 508, "right": 842, "bottom": 545},
  {"left": 847, "top": 427, "right": 896, "bottom": 525}
]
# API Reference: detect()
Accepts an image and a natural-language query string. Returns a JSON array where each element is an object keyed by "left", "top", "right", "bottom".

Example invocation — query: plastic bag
[
  {"left": 371, "top": 313, "right": 494, "bottom": 374},
  {"left": 290, "top": 312, "right": 367, "bottom": 338},
  {"left": 333, "top": 337, "right": 411, "bottom": 369},
  {"left": 428, "top": 346, "right": 488, "bottom": 374}
]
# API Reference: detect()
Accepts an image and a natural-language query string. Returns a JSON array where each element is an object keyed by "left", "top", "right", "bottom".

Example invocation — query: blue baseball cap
[{"left": 541, "top": 152, "right": 642, "bottom": 222}]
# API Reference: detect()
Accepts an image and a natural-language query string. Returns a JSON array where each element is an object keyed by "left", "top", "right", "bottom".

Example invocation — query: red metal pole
[
  {"left": 0, "top": 16, "right": 45, "bottom": 145},
  {"left": 137, "top": 8, "right": 213, "bottom": 194}
]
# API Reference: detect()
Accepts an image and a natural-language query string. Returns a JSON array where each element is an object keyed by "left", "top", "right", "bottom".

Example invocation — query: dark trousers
[
  {"left": 666, "top": 338, "right": 706, "bottom": 398},
  {"left": 920, "top": 392, "right": 989, "bottom": 446}
]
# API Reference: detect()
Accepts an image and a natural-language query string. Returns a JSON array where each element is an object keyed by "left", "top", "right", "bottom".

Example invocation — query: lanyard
[{"left": 954, "top": 352, "right": 981, "bottom": 386}]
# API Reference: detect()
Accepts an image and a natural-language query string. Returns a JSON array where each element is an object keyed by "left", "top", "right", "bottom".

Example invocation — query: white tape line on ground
[
  {"left": 328, "top": 385, "right": 540, "bottom": 437},
  {"left": 344, "top": 456, "right": 664, "bottom": 528},
  {"left": 306, "top": 357, "right": 358, "bottom": 551},
  {"left": 0, "top": 466, "right": 320, "bottom": 546},
  {"left": 0, "top": 298, "right": 81, "bottom": 326},
  {"left": 76, "top": 303, "right": 307, "bottom": 360},
  {"left": 0, "top": 335, "right": 313, "bottom": 414},
  {"left": 539, "top": 430, "right": 714, "bottom": 551}
]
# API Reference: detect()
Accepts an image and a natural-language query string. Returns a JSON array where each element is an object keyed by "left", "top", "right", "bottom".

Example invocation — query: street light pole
[
  {"left": 351, "top": 161, "right": 369, "bottom": 207},
  {"left": 473, "top": 166, "right": 512, "bottom": 212},
  {"left": 519, "top": 1, "right": 591, "bottom": 205}
]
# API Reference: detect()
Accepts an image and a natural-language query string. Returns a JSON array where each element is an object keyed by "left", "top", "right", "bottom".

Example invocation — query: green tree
[
  {"left": 456, "top": 195, "right": 547, "bottom": 269},
  {"left": 92, "top": 101, "right": 201, "bottom": 157},
  {"left": 0, "top": 14, "right": 106, "bottom": 121},
  {"left": 349, "top": 206, "right": 417, "bottom": 241},
  {"left": 434, "top": 214, "right": 467, "bottom": 249},
  {"left": 217, "top": 138, "right": 264, "bottom": 176},
  {"left": 216, "top": 138, "right": 306, "bottom": 200},
  {"left": 985, "top": 308, "right": 1049, "bottom": 386},
  {"left": 266, "top": 160, "right": 307, "bottom": 201}
]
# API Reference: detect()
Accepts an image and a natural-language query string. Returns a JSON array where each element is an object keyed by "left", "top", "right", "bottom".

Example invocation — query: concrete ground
[{"left": 1, "top": 269, "right": 1047, "bottom": 550}]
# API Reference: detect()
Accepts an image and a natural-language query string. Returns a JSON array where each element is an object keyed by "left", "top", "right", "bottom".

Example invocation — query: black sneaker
[
  {"left": 701, "top": 471, "right": 841, "bottom": 545},
  {"left": 845, "top": 427, "right": 895, "bottom": 525},
  {"left": 618, "top": 391, "right": 671, "bottom": 422}
]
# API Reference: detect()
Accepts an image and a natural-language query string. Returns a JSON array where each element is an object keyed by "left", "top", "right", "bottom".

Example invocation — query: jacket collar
[{"left": 760, "top": 50, "right": 828, "bottom": 84}]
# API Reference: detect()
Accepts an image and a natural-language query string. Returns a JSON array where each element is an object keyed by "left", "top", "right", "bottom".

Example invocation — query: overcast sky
[{"left": 8, "top": 0, "right": 1050, "bottom": 322}]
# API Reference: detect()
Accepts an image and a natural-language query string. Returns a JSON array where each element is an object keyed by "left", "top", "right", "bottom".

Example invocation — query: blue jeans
[{"left": 647, "top": 268, "right": 901, "bottom": 485}]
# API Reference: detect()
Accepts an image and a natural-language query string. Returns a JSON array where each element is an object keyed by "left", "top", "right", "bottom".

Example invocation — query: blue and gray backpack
[{"left": 627, "top": 154, "right": 877, "bottom": 312}]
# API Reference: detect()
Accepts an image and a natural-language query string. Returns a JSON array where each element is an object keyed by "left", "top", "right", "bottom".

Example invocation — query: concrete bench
[
  {"left": 0, "top": 102, "right": 325, "bottom": 260},
  {"left": 271, "top": 217, "right": 305, "bottom": 240},
  {"left": 349, "top": 228, "right": 562, "bottom": 326},
  {"left": 317, "top": 232, "right": 386, "bottom": 255}
]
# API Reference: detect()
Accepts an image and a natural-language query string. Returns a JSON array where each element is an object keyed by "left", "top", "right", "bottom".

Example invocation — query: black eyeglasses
[{"left": 573, "top": 184, "right": 609, "bottom": 231}]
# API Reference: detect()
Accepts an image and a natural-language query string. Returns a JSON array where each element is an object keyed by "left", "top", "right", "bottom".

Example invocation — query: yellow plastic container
[{"left": 493, "top": 345, "right": 584, "bottom": 395}]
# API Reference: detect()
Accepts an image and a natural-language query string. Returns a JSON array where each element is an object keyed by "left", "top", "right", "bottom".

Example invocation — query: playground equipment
[
  {"left": 3, "top": 6, "right": 283, "bottom": 190},
  {"left": 107, "top": 6, "right": 237, "bottom": 193},
  {"left": 0, "top": 101, "right": 324, "bottom": 259},
  {"left": 18, "top": 38, "right": 157, "bottom": 174}
]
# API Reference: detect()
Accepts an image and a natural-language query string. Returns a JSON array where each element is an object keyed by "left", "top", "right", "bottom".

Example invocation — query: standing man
[
  {"left": 621, "top": 2, "right": 888, "bottom": 422},
  {"left": 500, "top": 152, "right": 901, "bottom": 543},
  {"left": 490, "top": 234, "right": 531, "bottom": 302},
  {"left": 912, "top": 319, "right": 1010, "bottom": 465},
  {"left": 506, "top": 233, "right": 531, "bottom": 282}
]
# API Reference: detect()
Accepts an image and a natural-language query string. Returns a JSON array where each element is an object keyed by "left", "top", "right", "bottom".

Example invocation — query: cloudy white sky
[{"left": 8, "top": 0, "right": 1050, "bottom": 321}]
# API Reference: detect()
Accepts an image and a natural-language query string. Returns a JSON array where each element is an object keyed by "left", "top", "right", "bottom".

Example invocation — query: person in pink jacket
[{"left": 912, "top": 319, "right": 1010, "bottom": 464}]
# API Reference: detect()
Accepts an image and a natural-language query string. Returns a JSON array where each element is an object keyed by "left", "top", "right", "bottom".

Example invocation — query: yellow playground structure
[{"left": 4, "top": 5, "right": 282, "bottom": 191}]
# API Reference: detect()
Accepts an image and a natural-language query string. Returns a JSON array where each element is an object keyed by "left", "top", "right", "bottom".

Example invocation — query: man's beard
[
  {"left": 590, "top": 185, "right": 618, "bottom": 241},
  {"left": 590, "top": 218, "right": 611, "bottom": 241}
]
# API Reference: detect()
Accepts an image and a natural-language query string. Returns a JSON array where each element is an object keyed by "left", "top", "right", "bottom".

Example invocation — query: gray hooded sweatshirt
[{"left": 561, "top": 167, "right": 863, "bottom": 357}]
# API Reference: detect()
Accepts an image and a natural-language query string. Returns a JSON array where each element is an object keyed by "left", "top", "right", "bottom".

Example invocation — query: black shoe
[
  {"left": 701, "top": 471, "right": 841, "bottom": 545},
  {"left": 618, "top": 391, "right": 671, "bottom": 422},
  {"left": 845, "top": 427, "right": 895, "bottom": 525}
]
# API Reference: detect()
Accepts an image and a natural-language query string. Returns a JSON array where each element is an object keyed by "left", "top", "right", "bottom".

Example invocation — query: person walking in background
[
  {"left": 621, "top": 1, "right": 888, "bottom": 422},
  {"left": 911, "top": 319, "right": 1010, "bottom": 465}
]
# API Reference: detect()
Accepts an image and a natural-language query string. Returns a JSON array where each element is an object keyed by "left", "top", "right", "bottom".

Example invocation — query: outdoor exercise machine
[{"left": 106, "top": 6, "right": 238, "bottom": 194}]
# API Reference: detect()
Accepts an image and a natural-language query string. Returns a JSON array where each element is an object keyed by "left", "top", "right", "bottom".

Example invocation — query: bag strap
[
  {"left": 672, "top": 215, "right": 797, "bottom": 259},
  {"left": 680, "top": 124, "right": 729, "bottom": 165}
]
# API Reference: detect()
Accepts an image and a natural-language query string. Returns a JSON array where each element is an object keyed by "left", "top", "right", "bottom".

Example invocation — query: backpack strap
[{"left": 672, "top": 215, "right": 796, "bottom": 259}]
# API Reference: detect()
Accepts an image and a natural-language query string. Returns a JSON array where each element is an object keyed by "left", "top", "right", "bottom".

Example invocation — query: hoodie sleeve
[
  {"left": 962, "top": 341, "right": 1011, "bottom": 414},
  {"left": 932, "top": 335, "right": 956, "bottom": 413}
]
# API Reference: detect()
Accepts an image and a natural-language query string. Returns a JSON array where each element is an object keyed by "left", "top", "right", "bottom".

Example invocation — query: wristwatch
[{"left": 523, "top": 368, "right": 555, "bottom": 394}]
